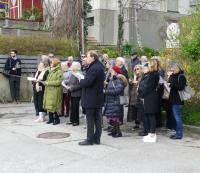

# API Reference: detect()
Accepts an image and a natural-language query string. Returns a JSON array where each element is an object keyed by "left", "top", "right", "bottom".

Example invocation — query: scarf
[{"left": 35, "top": 68, "right": 47, "bottom": 92}]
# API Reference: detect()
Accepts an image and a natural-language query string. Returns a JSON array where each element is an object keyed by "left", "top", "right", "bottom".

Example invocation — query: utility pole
[
  {"left": 78, "top": 0, "right": 84, "bottom": 54},
  {"left": 81, "top": 0, "right": 85, "bottom": 54}
]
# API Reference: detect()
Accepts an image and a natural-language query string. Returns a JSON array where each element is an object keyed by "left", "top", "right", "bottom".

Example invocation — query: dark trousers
[
  {"left": 9, "top": 76, "right": 20, "bottom": 102},
  {"left": 162, "top": 100, "right": 176, "bottom": 130},
  {"left": 61, "top": 93, "right": 70, "bottom": 116},
  {"left": 86, "top": 108, "right": 102, "bottom": 143},
  {"left": 156, "top": 98, "right": 163, "bottom": 128},
  {"left": 144, "top": 113, "right": 156, "bottom": 134},
  {"left": 119, "top": 106, "right": 124, "bottom": 124},
  {"left": 167, "top": 111, "right": 176, "bottom": 130},
  {"left": 70, "top": 97, "right": 80, "bottom": 124},
  {"left": 33, "top": 90, "right": 44, "bottom": 114}
]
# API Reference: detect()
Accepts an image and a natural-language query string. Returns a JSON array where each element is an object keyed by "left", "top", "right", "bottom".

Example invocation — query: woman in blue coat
[{"left": 103, "top": 66, "right": 128, "bottom": 137}]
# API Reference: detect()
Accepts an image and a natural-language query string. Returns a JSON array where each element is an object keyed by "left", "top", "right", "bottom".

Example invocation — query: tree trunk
[{"left": 134, "top": 3, "right": 143, "bottom": 50}]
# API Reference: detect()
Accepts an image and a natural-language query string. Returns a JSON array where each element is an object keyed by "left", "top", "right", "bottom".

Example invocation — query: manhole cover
[{"left": 37, "top": 132, "right": 70, "bottom": 139}]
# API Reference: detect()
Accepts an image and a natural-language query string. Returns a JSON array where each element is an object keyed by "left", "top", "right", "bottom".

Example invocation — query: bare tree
[
  {"left": 118, "top": 0, "right": 129, "bottom": 55},
  {"left": 53, "top": 0, "right": 78, "bottom": 38},
  {"left": 42, "top": 0, "right": 79, "bottom": 39},
  {"left": 42, "top": 0, "right": 63, "bottom": 29}
]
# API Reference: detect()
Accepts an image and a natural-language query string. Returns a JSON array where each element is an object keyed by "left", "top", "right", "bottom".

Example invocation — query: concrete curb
[{"left": 184, "top": 124, "right": 200, "bottom": 135}]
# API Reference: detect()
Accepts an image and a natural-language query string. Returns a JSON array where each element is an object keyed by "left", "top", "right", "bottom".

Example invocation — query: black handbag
[{"left": 2, "top": 58, "right": 11, "bottom": 78}]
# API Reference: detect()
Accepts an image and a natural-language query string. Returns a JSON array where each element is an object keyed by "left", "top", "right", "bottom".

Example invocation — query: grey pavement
[{"left": 0, "top": 103, "right": 200, "bottom": 173}]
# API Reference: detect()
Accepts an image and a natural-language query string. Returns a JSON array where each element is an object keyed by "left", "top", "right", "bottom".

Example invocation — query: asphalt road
[{"left": 0, "top": 103, "right": 200, "bottom": 173}]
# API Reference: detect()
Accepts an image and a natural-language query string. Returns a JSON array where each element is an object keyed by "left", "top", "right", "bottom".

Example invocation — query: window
[
  {"left": 167, "top": 0, "right": 179, "bottom": 13},
  {"left": 86, "top": 17, "right": 94, "bottom": 26}
]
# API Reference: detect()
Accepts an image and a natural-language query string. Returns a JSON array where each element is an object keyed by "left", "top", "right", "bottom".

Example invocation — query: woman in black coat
[
  {"left": 103, "top": 66, "right": 128, "bottom": 137},
  {"left": 138, "top": 59, "right": 159, "bottom": 142},
  {"left": 34, "top": 61, "right": 49, "bottom": 122},
  {"left": 167, "top": 62, "right": 186, "bottom": 139}
]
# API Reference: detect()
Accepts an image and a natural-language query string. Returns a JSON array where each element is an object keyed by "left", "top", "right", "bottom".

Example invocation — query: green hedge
[{"left": 0, "top": 35, "right": 79, "bottom": 56}]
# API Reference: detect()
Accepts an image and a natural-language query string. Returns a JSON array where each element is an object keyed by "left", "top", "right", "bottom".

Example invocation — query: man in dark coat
[
  {"left": 78, "top": 50, "right": 105, "bottom": 145},
  {"left": 130, "top": 50, "right": 141, "bottom": 73},
  {"left": 4, "top": 50, "right": 21, "bottom": 103}
]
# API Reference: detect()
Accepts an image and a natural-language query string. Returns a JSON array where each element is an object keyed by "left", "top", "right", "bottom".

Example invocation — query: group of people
[{"left": 4, "top": 49, "right": 187, "bottom": 145}]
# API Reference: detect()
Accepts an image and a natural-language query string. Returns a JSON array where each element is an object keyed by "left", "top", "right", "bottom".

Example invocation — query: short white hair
[
  {"left": 68, "top": 56, "right": 73, "bottom": 61},
  {"left": 141, "top": 56, "right": 148, "bottom": 62},
  {"left": 71, "top": 61, "right": 81, "bottom": 71},
  {"left": 116, "top": 57, "right": 125, "bottom": 65},
  {"left": 40, "top": 55, "right": 50, "bottom": 67}
]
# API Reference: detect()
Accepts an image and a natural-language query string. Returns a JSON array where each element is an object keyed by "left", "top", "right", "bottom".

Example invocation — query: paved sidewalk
[{"left": 0, "top": 103, "right": 200, "bottom": 173}]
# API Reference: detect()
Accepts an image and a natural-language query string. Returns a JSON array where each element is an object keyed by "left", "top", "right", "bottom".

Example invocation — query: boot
[
  {"left": 46, "top": 113, "right": 54, "bottom": 124},
  {"left": 34, "top": 112, "right": 43, "bottom": 122},
  {"left": 112, "top": 123, "right": 122, "bottom": 137},
  {"left": 108, "top": 125, "right": 116, "bottom": 136},
  {"left": 53, "top": 113, "right": 60, "bottom": 125}
]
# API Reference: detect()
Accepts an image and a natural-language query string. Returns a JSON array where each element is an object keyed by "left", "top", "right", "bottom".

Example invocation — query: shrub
[
  {"left": 0, "top": 35, "right": 79, "bottom": 57},
  {"left": 99, "top": 47, "right": 119, "bottom": 58},
  {"left": 160, "top": 49, "right": 200, "bottom": 127},
  {"left": 179, "top": 10, "right": 200, "bottom": 61},
  {"left": 122, "top": 43, "right": 159, "bottom": 58}
]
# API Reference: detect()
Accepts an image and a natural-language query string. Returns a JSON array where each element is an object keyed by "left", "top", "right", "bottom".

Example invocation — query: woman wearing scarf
[
  {"left": 103, "top": 66, "right": 128, "bottom": 137},
  {"left": 34, "top": 61, "right": 49, "bottom": 122}
]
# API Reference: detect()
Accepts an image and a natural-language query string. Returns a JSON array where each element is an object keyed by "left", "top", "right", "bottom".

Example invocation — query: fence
[{"left": 0, "top": 55, "right": 67, "bottom": 102}]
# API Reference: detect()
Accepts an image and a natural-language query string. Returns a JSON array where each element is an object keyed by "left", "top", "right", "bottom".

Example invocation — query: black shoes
[
  {"left": 94, "top": 140, "right": 100, "bottom": 145},
  {"left": 66, "top": 122, "right": 79, "bottom": 126},
  {"left": 72, "top": 123, "right": 79, "bottom": 126},
  {"left": 138, "top": 131, "right": 148, "bottom": 136},
  {"left": 53, "top": 119, "right": 60, "bottom": 125},
  {"left": 78, "top": 140, "right": 93, "bottom": 146},
  {"left": 112, "top": 132, "right": 122, "bottom": 138},
  {"left": 46, "top": 120, "right": 53, "bottom": 124},
  {"left": 132, "top": 125, "right": 140, "bottom": 130},
  {"left": 170, "top": 135, "right": 182, "bottom": 140}
]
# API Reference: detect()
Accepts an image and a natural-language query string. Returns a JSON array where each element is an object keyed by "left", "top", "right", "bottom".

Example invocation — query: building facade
[
  {"left": 7, "top": 0, "right": 43, "bottom": 20},
  {"left": 88, "top": 0, "right": 194, "bottom": 49}
]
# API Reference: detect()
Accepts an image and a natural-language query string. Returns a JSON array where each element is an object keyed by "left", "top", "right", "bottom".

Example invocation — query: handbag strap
[{"left": 112, "top": 81, "right": 116, "bottom": 89}]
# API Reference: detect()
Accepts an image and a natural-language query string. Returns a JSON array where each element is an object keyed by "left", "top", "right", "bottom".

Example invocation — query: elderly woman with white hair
[
  {"left": 67, "top": 56, "right": 74, "bottom": 68},
  {"left": 62, "top": 61, "right": 82, "bottom": 126},
  {"left": 115, "top": 57, "right": 129, "bottom": 124},
  {"left": 115, "top": 57, "right": 129, "bottom": 79}
]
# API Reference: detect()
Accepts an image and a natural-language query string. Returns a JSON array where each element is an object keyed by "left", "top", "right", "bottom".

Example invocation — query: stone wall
[{"left": 0, "top": 73, "right": 33, "bottom": 102}]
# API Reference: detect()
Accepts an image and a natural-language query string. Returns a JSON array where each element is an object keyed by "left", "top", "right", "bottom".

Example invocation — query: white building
[{"left": 88, "top": 0, "right": 194, "bottom": 49}]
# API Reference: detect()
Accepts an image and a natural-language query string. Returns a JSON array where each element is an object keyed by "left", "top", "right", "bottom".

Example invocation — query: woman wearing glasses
[
  {"left": 127, "top": 64, "right": 144, "bottom": 130},
  {"left": 138, "top": 59, "right": 160, "bottom": 142}
]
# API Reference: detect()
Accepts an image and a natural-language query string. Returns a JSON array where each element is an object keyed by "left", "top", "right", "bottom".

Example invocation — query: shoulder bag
[
  {"left": 112, "top": 81, "right": 128, "bottom": 105},
  {"left": 178, "top": 74, "right": 195, "bottom": 101}
]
